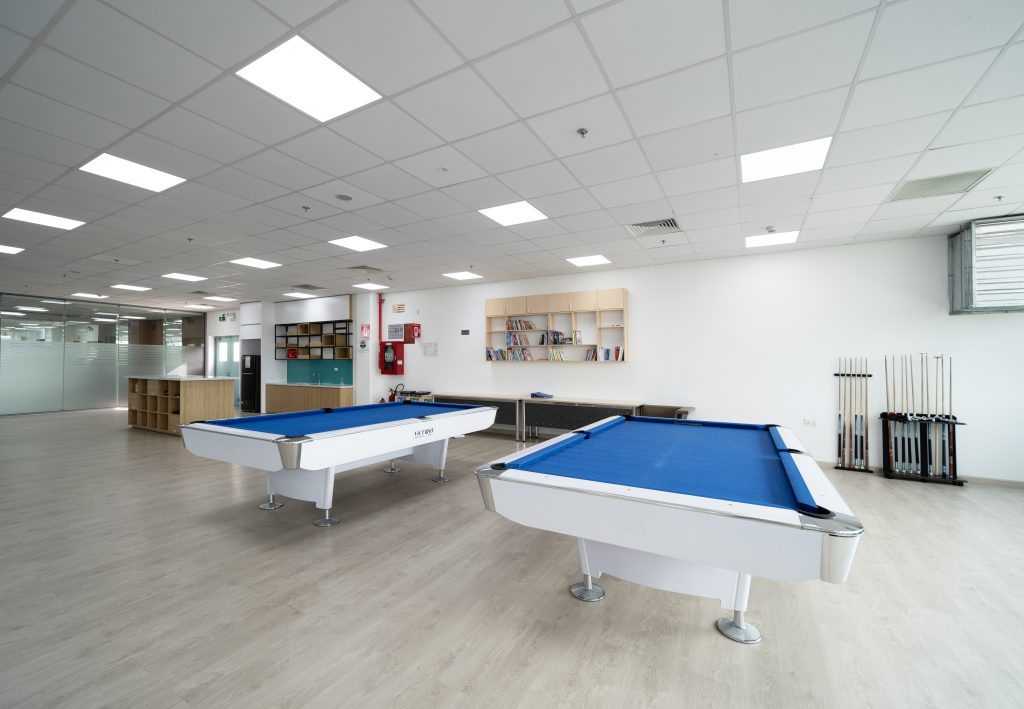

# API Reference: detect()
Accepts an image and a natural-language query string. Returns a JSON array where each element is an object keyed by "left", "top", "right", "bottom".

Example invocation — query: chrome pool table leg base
[
  {"left": 570, "top": 574, "right": 605, "bottom": 602},
  {"left": 312, "top": 508, "right": 339, "bottom": 527},
  {"left": 431, "top": 470, "right": 449, "bottom": 484},
  {"left": 716, "top": 611, "right": 761, "bottom": 644},
  {"left": 258, "top": 494, "right": 283, "bottom": 510},
  {"left": 384, "top": 460, "right": 400, "bottom": 474}
]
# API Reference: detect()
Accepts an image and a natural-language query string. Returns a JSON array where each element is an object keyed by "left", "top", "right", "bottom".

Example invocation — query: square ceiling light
[
  {"left": 740, "top": 137, "right": 832, "bottom": 183},
  {"left": 745, "top": 231, "right": 799, "bottom": 248},
  {"left": 566, "top": 254, "right": 611, "bottom": 267},
  {"left": 162, "top": 273, "right": 207, "bottom": 282},
  {"left": 479, "top": 201, "right": 548, "bottom": 226},
  {"left": 0, "top": 244, "right": 26, "bottom": 255},
  {"left": 353, "top": 282, "right": 388, "bottom": 290},
  {"left": 185, "top": 304, "right": 214, "bottom": 310},
  {"left": 71, "top": 293, "right": 109, "bottom": 299},
  {"left": 203, "top": 296, "right": 236, "bottom": 302},
  {"left": 443, "top": 271, "right": 483, "bottom": 280},
  {"left": 80, "top": 154, "right": 185, "bottom": 192},
  {"left": 237, "top": 36, "right": 381, "bottom": 122},
  {"left": 329, "top": 236, "right": 387, "bottom": 252},
  {"left": 15, "top": 306, "right": 47, "bottom": 312},
  {"left": 283, "top": 292, "right": 316, "bottom": 298},
  {"left": 231, "top": 257, "right": 281, "bottom": 269},
  {"left": 111, "top": 284, "right": 151, "bottom": 291},
  {"left": 3, "top": 208, "right": 85, "bottom": 230}
]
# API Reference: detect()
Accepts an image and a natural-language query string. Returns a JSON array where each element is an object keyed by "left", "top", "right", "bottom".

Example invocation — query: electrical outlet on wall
[{"left": 803, "top": 418, "right": 818, "bottom": 427}]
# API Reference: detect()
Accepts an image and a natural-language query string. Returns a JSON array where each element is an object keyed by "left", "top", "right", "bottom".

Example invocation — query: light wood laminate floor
[{"left": 1, "top": 409, "right": 1022, "bottom": 708}]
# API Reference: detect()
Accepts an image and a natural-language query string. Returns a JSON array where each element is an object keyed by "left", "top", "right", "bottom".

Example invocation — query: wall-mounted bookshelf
[
  {"left": 485, "top": 288, "right": 628, "bottom": 364},
  {"left": 274, "top": 320, "right": 353, "bottom": 360}
]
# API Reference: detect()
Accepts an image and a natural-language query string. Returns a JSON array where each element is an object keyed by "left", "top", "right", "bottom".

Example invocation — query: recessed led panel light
[
  {"left": 3, "top": 208, "right": 85, "bottom": 230},
  {"left": 0, "top": 311, "right": 25, "bottom": 316},
  {"left": 231, "top": 257, "right": 281, "bottom": 269},
  {"left": 745, "top": 231, "right": 799, "bottom": 248},
  {"left": 40, "top": 300, "right": 67, "bottom": 304},
  {"left": 237, "top": 36, "right": 381, "bottom": 122},
  {"left": 566, "top": 255, "right": 611, "bottom": 267},
  {"left": 120, "top": 316, "right": 146, "bottom": 320},
  {"left": 95, "top": 312, "right": 118, "bottom": 316},
  {"left": 283, "top": 292, "right": 316, "bottom": 298},
  {"left": 329, "top": 236, "right": 387, "bottom": 252},
  {"left": 478, "top": 201, "right": 548, "bottom": 226},
  {"left": 92, "top": 318, "right": 117, "bottom": 322},
  {"left": 71, "top": 293, "right": 109, "bottom": 299},
  {"left": 79, "top": 153, "right": 186, "bottom": 192},
  {"left": 203, "top": 296, "right": 237, "bottom": 302},
  {"left": 185, "top": 304, "right": 214, "bottom": 309},
  {"left": 111, "top": 284, "right": 152, "bottom": 291},
  {"left": 0, "top": 244, "right": 26, "bottom": 255},
  {"left": 353, "top": 283, "right": 388, "bottom": 290},
  {"left": 162, "top": 273, "right": 207, "bottom": 282},
  {"left": 443, "top": 271, "right": 483, "bottom": 280},
  {"left": 15, "top": 306, "right": 47, "bottom": 312},
  {"left": 740, "top": 137, "right": 832, "bottom": 183}
]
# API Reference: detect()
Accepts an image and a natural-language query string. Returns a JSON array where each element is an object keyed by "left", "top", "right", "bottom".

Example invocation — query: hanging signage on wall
[
  {"left": 360, "top": 323, "right": 370, "bottom": 338},
  {"left": 387, "top": 323, "right": 404, "bottom": 340}
]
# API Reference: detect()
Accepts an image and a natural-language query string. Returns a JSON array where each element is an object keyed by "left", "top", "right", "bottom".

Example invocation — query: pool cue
[
  {"left": 908, "top": 353, "right": 916, "bottom": 474},
  {"left": 864, "top": 356, "right": 869, "bottom": 470},
  {"left": 941, "top": 355, "right": 947, "bottom": 478},
  {"left": 837, "top": 357, "right": 843, "bottom": 465},
  {"left": 854, "top": 357, "right": 861, "bottom": 468},
  {"left": 849, "top": 357, "right": 855, "bottom": 469},
  {"left": 884, "top": 355, "right": 892, "bottom": 473},
  {"left": 900, "top": 354, "right": 907, "bottom": 473},
  {"left": 934, "top": 355, "right": 941, "bottom": 479}
]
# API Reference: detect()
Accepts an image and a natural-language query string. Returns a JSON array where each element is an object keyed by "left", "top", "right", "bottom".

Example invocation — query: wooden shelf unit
[
  {"left": 127, "top": 377, "right": 233, "bottom": 436},
  {"left": 485, "top": 288, "right": 628, "bottom": 363},
  {"left": 274, "top": 319, "right": 353, "bottom": 360}
]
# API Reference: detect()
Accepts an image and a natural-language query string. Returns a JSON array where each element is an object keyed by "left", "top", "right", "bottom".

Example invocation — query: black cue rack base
[
  {"left": 879, "top": 413, "right": 964, "bottom": 486},
  {"left": 883, "top": 472, "right": 965, "bottom": 486},
  {"left": 834, "top": 465, "right": 873, "bottom": 474}
]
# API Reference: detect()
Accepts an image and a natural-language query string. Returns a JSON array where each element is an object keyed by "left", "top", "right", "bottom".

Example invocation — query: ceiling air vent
[
  {"left": 190, "top": 290, "right": 211, "bottom": 295},
  {"left": 346, "top": 265, "right": 383, "bottom": 272},
  {"left": 292, "top": 284, "right": 323, "bottom": 290},
  {"left": 890, "top": 169, "right": 990, "bottom": 201},
  {"left": 625, "top": 217, "right": 681, "bottom": 238}
]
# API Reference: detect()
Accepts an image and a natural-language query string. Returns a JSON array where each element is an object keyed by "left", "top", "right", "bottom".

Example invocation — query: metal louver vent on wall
[
  {"left": 949, "top": 215, "right": 1024, "bottom": 313},
  {"left": 891, "top": 169, "right": 990, "bottom": 201},
  {"left": 625, "top": 217, "right": 681, "bottom": 238}
]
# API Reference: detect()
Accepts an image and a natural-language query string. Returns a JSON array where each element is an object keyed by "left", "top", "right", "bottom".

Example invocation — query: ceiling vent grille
[
  {"left": 346, "top": 265, "right": 383, "bottom": 272},
  {"left": 890, "top": 170, "right": 990, "bottom": 201},
  {"left": 625, "top": 217, "right": 682, "bottom": 238},
  {"left": 292, "top": 284, "right": 323, "bottom": 290}
]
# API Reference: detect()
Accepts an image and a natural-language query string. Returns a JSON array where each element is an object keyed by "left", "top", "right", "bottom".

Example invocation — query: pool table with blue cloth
[
  {"left": 182, "top": 401, "right": 495, "bottom": 527},
  {"left": 476, "top": 415, "right": 864, "bottom": 643}
]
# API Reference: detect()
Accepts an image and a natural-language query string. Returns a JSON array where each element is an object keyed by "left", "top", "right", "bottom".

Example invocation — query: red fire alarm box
[
  {"left": 403, "top": 323, "right": 421, "bottom": 343},
  {"left": 379, "top": 341, "right": 404, "bottom": 375}
]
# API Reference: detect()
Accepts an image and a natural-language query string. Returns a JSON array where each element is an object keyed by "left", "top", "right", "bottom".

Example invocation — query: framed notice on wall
[{"left": 387, "top": 324, "right": 403, "bottom": 340}]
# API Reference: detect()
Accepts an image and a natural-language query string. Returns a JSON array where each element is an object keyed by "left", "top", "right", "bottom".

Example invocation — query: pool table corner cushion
[{"left": 475, "top": 415, "right": 864, "bottom": 643}]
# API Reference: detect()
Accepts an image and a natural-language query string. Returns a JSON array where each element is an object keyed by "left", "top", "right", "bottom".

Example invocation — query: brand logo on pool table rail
[{"left": 414, "top": 427, "right": 434, "bottom": 438}]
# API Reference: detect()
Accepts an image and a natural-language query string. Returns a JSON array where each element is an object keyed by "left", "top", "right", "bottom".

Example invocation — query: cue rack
[
  {"left": 879, "top": 354, "right": 964, "bottom": 486},
  {"left": 835, "top": 357, "right": 872, "bottom": 473}
]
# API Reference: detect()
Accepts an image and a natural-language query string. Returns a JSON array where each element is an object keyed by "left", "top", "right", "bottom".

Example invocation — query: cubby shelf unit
[
  {"left": 274, "top": 319, "right": 353, "bottom": 360},
  {"left": 127, "top": 377, "right": 233, "bottom": 436}
]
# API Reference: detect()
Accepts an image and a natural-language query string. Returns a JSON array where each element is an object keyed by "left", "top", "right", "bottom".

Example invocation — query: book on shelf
[
  {"left": 486, "top": 347, "right": 507, "bottom": 361},
  {"left": 505, "top": 319, "right": 535, "bottom": 331}
]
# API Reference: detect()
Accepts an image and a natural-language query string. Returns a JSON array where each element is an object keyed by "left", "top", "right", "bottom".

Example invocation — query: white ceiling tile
[
  {"left": 253, "top": 0, "right": 336, "bottom": 26},
  {"left": 0, "top": 0, "right": 64, "bottom": 36},
  {"left": 306, "top": 0, "right": 461, "bottom": 95},
  {"left": 454, "top": 123, "right": 554, "bottom": 174},
  {"left": 477, "top": 24, "right": 607, "bottom": 117},
  {"left": 527, "top": 94, "right": 633, "bottom": 157},
  {"left": 843, "top": 51, "right": 997, "bottom": 131},
  {"left": 232, "top": 204, "right": 304, "bottom": 228},
  {"left": 168, "top": 181, "right": 252, "bottom": 214},
  {"left": 498, "top": 161, "right": 581, "bottom": 198},
  {"left": 859, "top": 215, "right": 935, "bottom": 233},
  {"left": 740, "top": 216, "right": 802, "bottom": 236},
  {"left": 262, "top": 194, "right": 341, "bottom": 221},
  {"left": 617, "top": 59, "right": 730, "bottom": 136},
  {"left": 677, "top": 207, "right": 740, "bottom": 230},
  {"left": 669, "top": 186, "right": 739, "bottom": 215},
  {"left": 465, "top": 229, "right": 524, "bottom": 246},
  {"left": 45, "top": 0, "right": 219, "bottom": 102},
  {"left": 433, "top": 211, "right": 497, "bottom": 234},
  {"left": 277, "top": 128, "right": 382, "bottom": 178},
  {"left": 728, "top": 0, "right": 879, "bottom": 50},
  {"left": 588, "top": 174, "right": 663, "bottom": 208},
  {"left": 934, "top": 95, "right": 1024, "bottom": 148},
  {"left": 740, "top": 197, "right": 811, "bottom": 223},
  {"left": 801, "top": 205, "right": 876, "bottom": 228},
  {"left": 606, "top": 199, "right": 673, "bottom": 224},
  {"left": 817, "top": 154, "right": 917, "bottom": 193},
  {"left": 108, "top": 133, "right": 219, "bottom": 180},
  {"left": 0, "top": 84, "right": 128, "bottom": 149},
  {"left": 555, "top": 210, "right": 616, "bottom": 232},
  {"left": 976, "top": 161, "right": 1024, "bottom": 189},
  {"left": 199, "top": 167, "right": 289, "bottom": 202},
  {"left": 142, "top": 108, "right": 263, "bottom": 164},
  {"left": 395, "top": 219, "right": 455, "bottom": 239},
  {"left": 345, "top": 164, "right": 432, "bottom": 200},
  {"left": 394, "top": 146, "right": 487, "bottom": 188},
  {"left": 0, "top": 26, "right": 29, "bottom": 76},
  {"left": 318, "top": 212, "right": 385, "bottom": 236},
  {"left": 395, "top": 68, "right": 517, "bottom": 142},
  {"left": 581, "top": 0, "right": 725, "bottom": 87},
  {"left": 907, "top": 135, "right": 1024, "bottom": 179},
  {"left": 186, "top": 77, "right": 317, "bottom": 145},
  {"left": 118, "top": 205, "right": 195, "bottom": 231},
  {"left": 353, "top": 203, "right": 422, "bottom": 228},
  {"left": 828, "top": 113, "right": 950, "bottom": 167},
  {"left": 929, "top": 203, "right": 1019, "bottom": 227},
  {"left": 809, "top": 183, "right": 895, "bottom": 212},
  {"left": 532, "top": 189, "right": 603, "bottom": 218},
  {"left": 393, "top": 191, "right": 467, "bottom": 219},
  {"left": 562, "top": 141, "right": 650, "bottom": 186},
  {"left": 442, "top": 177, "right": 519, "bottom": 210},
  {"left": 0, "top": 146, "right": 66, "bottom": 182},
  {"left": 733, "top": 15, "right": 872, "bottom": 111},
  {"left": 862, "top": 0, "right": 1023, "bottom": 79},
  {"left": 688, "top": 224, "right": 741, "bottom": 244},
  {"left": 951, "top": 185, "right": 1024, "bottom": 210},
  {"left": 104, "top": 0, "right": 286, "bottom": 69},
  {"left": 0, "top": 118, "right": 94, "bottom": 167},
  {"left": 413, "top": 0, "right": 570, "bottom": 59},
  {"left": 967, "top": 42, "right": 1024, "bottom": 105},
  {"left": 640, "top": 116, "right": 734, "bottom": 172},
  {"left": 507, "top": 220, "right": 568, "bottom": 238},
  {"left": 330, "top": 102, "right": 443, "bottom": 161},
  {"left": 235, "top": 150, "right": 333, "bottom": 191},
  {"left": 529, "top": 234, "right": 584, "bottom": 250},
  {"left": 739, "top": 172, "right": 820, "bottom": 204},
  {"left": 871, "top": 194, "right": 961, "bottom": 221},
  {"left": 797, "top": 224, "right": 863, "bottom": 242},
  {"left": 735, "top": 87, "right": 848, "bottom": 153},
  {"left": 657, "top": 158, "right": 736, "bottom": 196}
]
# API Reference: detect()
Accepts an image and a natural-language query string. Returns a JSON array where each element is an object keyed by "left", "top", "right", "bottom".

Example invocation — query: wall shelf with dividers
[
  {"left": 485, "top": 288, "right": 628, "bottom": 363},
  {"left": 127, "top": 377, "right": 232, "bottom": 436},
  {"left": 274, "top": 319, "right": 353, "bottom": 360}
]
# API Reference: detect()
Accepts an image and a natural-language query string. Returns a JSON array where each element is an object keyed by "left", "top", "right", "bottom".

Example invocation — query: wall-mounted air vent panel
[{"left": 949, "top": 215, "right": 1024, "bottom": 313}]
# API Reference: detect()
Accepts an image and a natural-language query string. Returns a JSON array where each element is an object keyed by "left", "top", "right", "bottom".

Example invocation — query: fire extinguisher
[{"left": 387, "top": 383, "right": 405, "bottom": 402}]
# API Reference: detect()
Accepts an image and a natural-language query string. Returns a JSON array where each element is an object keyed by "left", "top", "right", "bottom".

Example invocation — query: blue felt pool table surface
[
  {"left": 501, "top": 417, "right": 822, "bottom": 514},
  {"left": 206, "top": 401, "right": 479, "bottom": 437}
]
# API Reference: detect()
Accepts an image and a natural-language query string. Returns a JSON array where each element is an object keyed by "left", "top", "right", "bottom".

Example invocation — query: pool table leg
[
  {"left": 384, "top": 460, "right": 401, "bottom": 474},
  {"left": 570, "top": 574, "right": 605, "bottom": 602},
  {"left": 258, "top": 492, "right": 283, "bottom": 510},
  {"left": 715, "top": 573, "right": 761, "bottom": 644},
  {"left": 431, "top": 470, "right": 449, "bottom": 484},
  {"left": 312, "top": 508, "right": 339, "bottom": 527}
]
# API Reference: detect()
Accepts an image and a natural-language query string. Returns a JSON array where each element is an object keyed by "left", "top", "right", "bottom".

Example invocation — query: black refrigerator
[{"left": 240, "top": 354, "right": 261, "bottom": 413}]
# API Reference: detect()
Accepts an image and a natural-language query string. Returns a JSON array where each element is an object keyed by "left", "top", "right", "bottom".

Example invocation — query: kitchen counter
[
  {"left": 269, "top": 382, "right": 352, "bottom": 388},
  {"left": 265, "top": 383, "right": 353, "bottom": 413}
]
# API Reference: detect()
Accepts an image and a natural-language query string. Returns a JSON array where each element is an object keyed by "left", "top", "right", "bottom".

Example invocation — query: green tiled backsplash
[{"left": 287, "top": 359, "right": 352, "bottom": 385}]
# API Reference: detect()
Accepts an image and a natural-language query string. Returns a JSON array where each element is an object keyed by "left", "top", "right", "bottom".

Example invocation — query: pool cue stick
[
  {"left": 941, "top": 355, "right": 947, "bottom": 478},
  {"left": 900, "top": 354, "right": 907, "bottom": 473},
  {"left": 854, "top": 357, "right": 861, "bottom": 468},
  {"left": 934, "top": 355, "right": 941, "bottom": 478},
  {"left": 864, "top": 356, "right": 869, "bottom": 470},
  {"left": 884, "top": 355, "right": 892, "bottom": 472},
  {"left": 849, "top": 357, "right": 855, "bottom": 469},
  {"left": 837, "top": 357, "right": 843, "bottom": 465},
  {"left": 843, "top": 357, "right": 850, "bottom": 468},
  {"left": 909, "top": 353, "right": 916, "bottom": 474}
]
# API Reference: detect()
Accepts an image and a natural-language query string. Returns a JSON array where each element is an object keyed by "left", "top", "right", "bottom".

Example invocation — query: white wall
[
  {"left": 204, "top": 309, "right": 239, "bottom": 375},
  {"left": 366, "top": 236, "right": 1024, "bottom": 483}
]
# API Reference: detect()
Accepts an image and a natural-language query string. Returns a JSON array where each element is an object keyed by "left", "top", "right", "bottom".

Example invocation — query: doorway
[{"left": 214, "top": 335, "right": 240, "bottom": 404}]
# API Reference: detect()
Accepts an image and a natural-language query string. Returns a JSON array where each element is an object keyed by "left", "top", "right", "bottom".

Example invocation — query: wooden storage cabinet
[
  {"left": 127, "top": 377, "right": 233, "bottom": 436},
  {"left": 265, "top": 384, "right": 353, "bottom": 413},
  {"left": 485, "top": 288, "right": 628, "bottom": 363},
  {"left": 275, "top": 319, "right": 353, "bottom": 360}
]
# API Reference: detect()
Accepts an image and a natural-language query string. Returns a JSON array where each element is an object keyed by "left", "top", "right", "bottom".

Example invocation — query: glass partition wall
[{"left": 0, "top": 293, "right": 205, "bottom": 415}]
